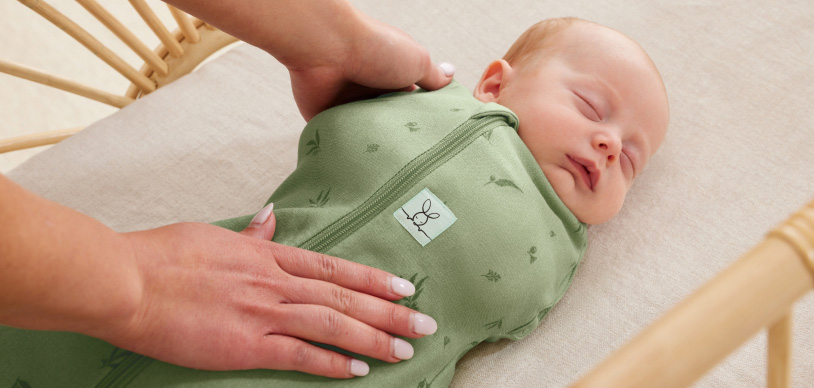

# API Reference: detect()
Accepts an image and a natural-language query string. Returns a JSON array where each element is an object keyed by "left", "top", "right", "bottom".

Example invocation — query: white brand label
[{"left": 393, "top": 188, "right": 457, "bottom": 246}]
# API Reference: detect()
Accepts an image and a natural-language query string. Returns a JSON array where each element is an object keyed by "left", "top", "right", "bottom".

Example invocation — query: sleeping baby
[{"left": 1, "top": 17, "right": 668, "bottom": 387}]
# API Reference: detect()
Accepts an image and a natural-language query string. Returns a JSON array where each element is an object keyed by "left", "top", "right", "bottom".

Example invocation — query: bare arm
[{"left": 0, "top": 175, "right": 141, "bottom": 338}]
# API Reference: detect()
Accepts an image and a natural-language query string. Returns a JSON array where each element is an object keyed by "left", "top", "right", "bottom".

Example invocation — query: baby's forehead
[{"left": 554, "top": 22, "right": 647, "bottom": 61}]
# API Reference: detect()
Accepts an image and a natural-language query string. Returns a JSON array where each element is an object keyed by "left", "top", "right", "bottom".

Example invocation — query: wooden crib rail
[
  {"left": 0, "top": 0, "right": 238, "bottom": 155},
  {"left": 572, "top": 200, "right": 814, "bottom": 388}
]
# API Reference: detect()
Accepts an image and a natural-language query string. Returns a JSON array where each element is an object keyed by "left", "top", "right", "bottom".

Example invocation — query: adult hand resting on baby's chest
[{"left": 107, "top": 205, "right": 435, "bottom": 378}]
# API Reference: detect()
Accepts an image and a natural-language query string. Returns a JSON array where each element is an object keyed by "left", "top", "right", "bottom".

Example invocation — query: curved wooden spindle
[
  {"left": 168, "top": 5, "right": 200, "bottom": 44},
  {"left": 572, "top": 200, "right": 814, "bottom": 388},
  {"left": 1, "top": 1, "right": 238, "bottom": 154},
  {"left": 0, "top": 59, "right": 133, "bottom": 108},
  {"left": 76, "top": 0, "right": 169, "bottom": 76},
  {"left": 17, "top": 0, "right": 156, "bottom": 93},
  {"left": 129, "top": 0, "right": 184, "bottom": 58}
]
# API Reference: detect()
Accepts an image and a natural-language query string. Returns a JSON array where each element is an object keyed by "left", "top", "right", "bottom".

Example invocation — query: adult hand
[
  {"left": 105, "top": 204, "right": 436, "bottom": 378},
  {"left": 163, "top": 0, "right": 455, "bottom": 121},
  {"left": 285, "top": 12, "right": 457, "bottom": 121}
]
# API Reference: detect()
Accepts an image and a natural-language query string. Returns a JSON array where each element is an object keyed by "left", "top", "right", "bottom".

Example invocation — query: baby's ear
[{"left": 474, "top": 59, "right": 512, "bottom": 103}]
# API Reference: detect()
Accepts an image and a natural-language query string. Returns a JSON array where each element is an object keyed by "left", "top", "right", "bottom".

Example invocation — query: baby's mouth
[{"left": 567, "top": 154, "right": 598, "bottom": 192}]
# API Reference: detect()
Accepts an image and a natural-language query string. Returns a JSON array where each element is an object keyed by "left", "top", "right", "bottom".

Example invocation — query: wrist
[
  {"left": 79, "top": 231, "right": 145, "bottom": 342},
  {"left": 261, "top": 0, "right": 362, "bottom": 71}
]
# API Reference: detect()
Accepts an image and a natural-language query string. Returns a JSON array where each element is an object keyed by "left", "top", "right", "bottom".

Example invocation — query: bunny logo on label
[{"left": 394, "top": 188, "right": 457, "bottom": 246}]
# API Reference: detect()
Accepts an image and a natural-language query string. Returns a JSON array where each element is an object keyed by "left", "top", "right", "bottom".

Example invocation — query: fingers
[
  {"left": 371, "top": 22, "right": 454, "bottom": 91},
  {"left": 273, "top": 244, "right": 415, "bottom": 301},
  {"left": 260, "top": 334, "right": 369, "bottom": 378},
  {"left": 414, "top": 61, "right": 455, "bottom": 92},
  {"left": 240, "top": 203, "right": 276, "bottom": 240},
  {"left": 275, "top": 304, "right": 414, "bottom": 364},
  {"left": 287, "top": 279, "right": 437, "bottom": 339},
  {"left": 345, "top": 17, "right": 454, "bottom": 92}
]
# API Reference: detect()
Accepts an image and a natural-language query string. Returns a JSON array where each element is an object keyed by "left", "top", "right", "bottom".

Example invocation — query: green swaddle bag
[{"left": 0, "top": 81, "right": 586, "bottom": 388}]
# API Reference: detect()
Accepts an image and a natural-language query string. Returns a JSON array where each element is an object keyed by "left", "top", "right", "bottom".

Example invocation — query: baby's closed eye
[{"left": 573, "top": 91, "right": 601, "bottom": 121}]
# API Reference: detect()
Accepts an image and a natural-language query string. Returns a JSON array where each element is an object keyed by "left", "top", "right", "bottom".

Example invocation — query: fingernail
[
  {"left": 412, "top": 313, "right": 438, "bottom": 335},
  {"left": 390, "top": 277, "right": 416, "bottom": 297},
  {"left": 250, "top": 202, "right": 274, "bottom": 225},
  {"left": 393, "top": 338, "right": 414, "bottom": 360},
  {"left": 439, "top": 62, "right": 455, "bottom": 77},
  {"left": 350, "top": 359, "right": 369, "bottom": 377}
]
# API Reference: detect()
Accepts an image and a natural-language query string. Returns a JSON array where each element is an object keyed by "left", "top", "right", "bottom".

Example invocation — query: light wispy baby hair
[{"left": 502, "top": 17, "right": 585, "bottom": 67}]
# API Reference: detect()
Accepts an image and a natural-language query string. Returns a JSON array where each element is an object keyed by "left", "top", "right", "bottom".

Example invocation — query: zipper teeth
[
  {"left": 301, "top": 115, "right": 505, "bottom": 253},
  {"left": 96, "top": 354, "right": 152, "bottom": 388}
]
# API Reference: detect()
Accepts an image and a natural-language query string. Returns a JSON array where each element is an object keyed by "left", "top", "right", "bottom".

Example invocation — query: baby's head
[{"left": 473, "top": 18, "right": 669, "bottom": 225}]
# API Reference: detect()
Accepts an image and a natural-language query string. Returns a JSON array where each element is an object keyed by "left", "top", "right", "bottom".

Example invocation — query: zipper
[
  {"left": 95, "top": 352, "right": 152, "bottom": 388},
  {"left": 98, "top": 110, "right": 514, "bottom": 388},
  {"left": 299, "top": 111, "right": 513, "bottom": 253}
]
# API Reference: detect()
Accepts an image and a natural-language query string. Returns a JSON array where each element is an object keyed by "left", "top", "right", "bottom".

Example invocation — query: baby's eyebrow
[{"left": 588, "top": 77, "right": 618, "bottom": 111}]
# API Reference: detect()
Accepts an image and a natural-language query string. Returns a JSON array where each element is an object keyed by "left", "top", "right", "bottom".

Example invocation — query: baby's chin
[{"left": 570, "top": 203, "right": 619, "bottom": 226}]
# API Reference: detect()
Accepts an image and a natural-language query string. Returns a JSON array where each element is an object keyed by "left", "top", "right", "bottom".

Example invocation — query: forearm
[
  {"left": 0, "top": 174, "right": 140, "bottom": 338},
  {"left": 163, "top": 0, "right": 364, "bottom": 69}
]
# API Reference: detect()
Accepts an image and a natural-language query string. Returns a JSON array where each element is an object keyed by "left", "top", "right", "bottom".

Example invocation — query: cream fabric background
[{"left": 5, "top": 0, "right": 814, "bottom": 386}]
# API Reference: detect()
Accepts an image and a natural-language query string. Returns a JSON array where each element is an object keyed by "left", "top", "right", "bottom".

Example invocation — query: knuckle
[
  {"left": 418, "top": 50, "right": 432, "bottom": 69},
  {"left": 321, "top": 309, "right": 345, "bottom": 336},
  {"left": 291, "top": 342, "right": 314, "bottom": 369},
  {"left": 362, "top": 268, "right": 378, "bottom": 291},
  {"left": 371, "top": 331, "right": 392, "bottom": 358},
  {"left": 315, "top": 254, "right": 342, "bottom": 283},
  {"left": 386, "top": 304, "right": 402, "bottom": 331},
  {"left": 329, "top": 355, "right": 348, "bottom": 376},
  {"left": 330, "top": 286, "right": 355, "bottom": 314}
]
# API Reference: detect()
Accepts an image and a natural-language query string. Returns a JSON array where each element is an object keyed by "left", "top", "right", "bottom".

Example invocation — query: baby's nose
[{"left": 592, "top": 133, "right": 621, "bottom": 165}]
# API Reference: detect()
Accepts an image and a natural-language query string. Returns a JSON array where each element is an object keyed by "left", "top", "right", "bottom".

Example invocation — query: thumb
[
  {"left": 414, "top": 61, "right": 455, "bottom": 92},
  {"left": 241, "top": 203, "right": 276, "bottom": 240}
]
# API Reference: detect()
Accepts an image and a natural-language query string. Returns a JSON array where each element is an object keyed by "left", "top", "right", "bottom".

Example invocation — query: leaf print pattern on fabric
[
  {"left": 12, "top": 378, "right": 32, "bottom": 388},
  {"left": 443, "top": 336, "right": 451, "bottom": 348},
  {"left": 399, "top": 273, "right": 428, "bottom": 311},
  {"left": 100, "top": 347, "right": 134, "bottom": 369},
  {"left": 550, "top": 230, "right": 556, "bottom": 238},
  {"left": 484, "top": 318, "right": 503, "bottom": 330},
  {"left": 306, "top": 130, "right": 321, "bottom": 155},
  {"left": 405, "top": 122, "right": 421, "bottom": 132},
  {"left": 528, "top": 246, "right": 537, "bottom": 264},
  {"left": 481, "top": 270, "right": 501, "bottom": 282},
  {"left": 507, "top": 322, "right": 533, "bottom": 337},
  {"left": 482, "top": 128, "right": 494, "bottom": 142},
  {"left": 308, "top": 188, "right": 331, "bottom": 207},
  {"left": 485, "top": 175, "right": 523, "bottom": 193},
  {"left": 418, "top": 339, "right": 482, "bottom": 387},
  {"left": 365, "top": 143, "right": 379, "bottom": 153}
]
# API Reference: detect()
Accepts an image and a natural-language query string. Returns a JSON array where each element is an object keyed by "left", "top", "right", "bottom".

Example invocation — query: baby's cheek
[
  {"left": 592, "top": 184, "right": 627, "bottom": 225},
  {"left": 541, "top": 166, "right": 577, "bottom": 197},
  {"left": 541, "top": 166, "right": 586, "bottom": 216}
]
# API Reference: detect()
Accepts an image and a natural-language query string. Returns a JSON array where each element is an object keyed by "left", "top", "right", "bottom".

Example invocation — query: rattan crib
[
  {"left": 1, "top": 1, "right": 812, "bottom": 387},
  {"left": 0, "top": 0, "right": 236, "bottom": 153}
]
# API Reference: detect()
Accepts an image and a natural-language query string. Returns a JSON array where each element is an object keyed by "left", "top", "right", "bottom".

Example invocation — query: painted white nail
[
  {"left": 439, "top": 62, "right": 455, "bottom": 77},
  {"left": 412, "top": 313, "right": 438, "bottom": 335},
  {"left": 350, "top": 359, "right": 369, "bottom": 377},
  {"left": 390, "top": 277, "right": 416, "bottom": 297},
  {"left": 393, "top": 338, "right": 414, "bottom": 360},
  {"left": 250, "top": 202, "right": 274, "bottom": 225}
]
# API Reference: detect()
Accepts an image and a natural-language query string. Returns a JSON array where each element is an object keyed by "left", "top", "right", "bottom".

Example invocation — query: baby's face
[{"left": 474, "top": 22, "right": 669, "bottom": 224}]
